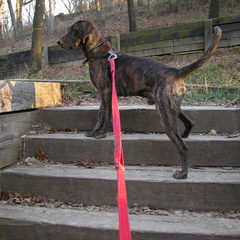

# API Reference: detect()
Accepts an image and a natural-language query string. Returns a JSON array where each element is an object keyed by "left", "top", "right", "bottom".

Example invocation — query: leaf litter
[{"left": 1, "top": 190, "right": 239, "bottom": 220}]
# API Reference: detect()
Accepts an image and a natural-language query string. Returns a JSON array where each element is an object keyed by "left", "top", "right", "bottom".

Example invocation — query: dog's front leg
[
  {"left": 86, "top": 89, "right": 112, "bottom": 139},
  {"left": 86, "top": 103, "right": 104, "bottom": 138},
  {"left": 95, "top": 89, "right": 112, "bottom": 139}
]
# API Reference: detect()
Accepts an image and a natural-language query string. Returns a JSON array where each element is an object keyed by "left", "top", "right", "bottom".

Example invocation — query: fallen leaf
[
  {"left": 227, "top": 133, "right": 239, "bottom": 138},
  {"left": 48, "top": 127, "right": 58, "bottom": 134},
  {"left": 208, "top": 129, "right": 217, "bottom": 135},
  {"left": 34, "top": 150, "right": 50, "bottom": 161}
]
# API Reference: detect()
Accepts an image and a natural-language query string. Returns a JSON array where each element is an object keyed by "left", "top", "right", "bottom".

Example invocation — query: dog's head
[{"left": 57, "top": 20, "right": 101, "bottom": 50}]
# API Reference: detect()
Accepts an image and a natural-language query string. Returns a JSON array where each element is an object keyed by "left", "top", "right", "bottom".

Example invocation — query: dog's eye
[{"left": 71, "top": 29, "right": 79, "bottom": 37}]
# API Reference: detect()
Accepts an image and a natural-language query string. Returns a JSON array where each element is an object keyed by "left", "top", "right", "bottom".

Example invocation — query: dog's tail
[{"left": 177, "top": 26, "right": 222, "bottom": 78}]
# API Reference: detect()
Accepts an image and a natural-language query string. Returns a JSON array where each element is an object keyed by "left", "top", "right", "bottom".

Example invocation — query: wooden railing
[{"left": 0, "top": 15, "right": 239, "bottom": 79}]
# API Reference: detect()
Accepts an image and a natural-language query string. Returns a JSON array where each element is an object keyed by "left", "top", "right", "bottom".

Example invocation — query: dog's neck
[
  {"left": 81, "top": 38, "right": 111, "bottom": 59},
  {"left": 85, "top": 41, "right": 104, "bottom": 57}
]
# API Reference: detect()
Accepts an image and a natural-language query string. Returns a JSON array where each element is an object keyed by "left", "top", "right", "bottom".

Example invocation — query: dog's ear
[{"left": 78, "top": 20, "right": 95, "bottom": 44}]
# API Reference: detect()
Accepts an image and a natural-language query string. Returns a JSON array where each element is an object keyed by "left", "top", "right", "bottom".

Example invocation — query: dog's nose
[{"left": 57, "top": 39, "right": 61, "bottom": 45}]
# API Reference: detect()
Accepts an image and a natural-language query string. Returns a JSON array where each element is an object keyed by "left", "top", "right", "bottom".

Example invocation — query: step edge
[
  {"left": 25, "top": 133, "right": 240, "bottom": 142},
  {"left": 2, "top": 165, "right": 240, "bottom": 184},
  {"left": 0, "top": 203, "right": 239, "bottom": 236}
]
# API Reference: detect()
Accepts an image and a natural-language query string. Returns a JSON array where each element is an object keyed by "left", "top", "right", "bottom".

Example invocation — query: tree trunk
[
  {"left": 30, "top": 0, "right": 45, "bottom": 74},
  {"left": 0, "top": 0, "right": 3, "bottom": 41},
  {"left": 48, "top": 0, "right": 54, "bottom": 33},
  {"left": 209, "top": 0, "right": 220, "bottom": 19},
  {"left": 95, "top": 0, "right": 101, "bottom": 11},
  {"left": 7, "top": 0, "right": 18, "bottom": 40},
  {"left": 127, "top": 0, "right": 137, "bottom": 32},
  {"left": 16, "top": 0, "right": 23, "bottom": 39}
]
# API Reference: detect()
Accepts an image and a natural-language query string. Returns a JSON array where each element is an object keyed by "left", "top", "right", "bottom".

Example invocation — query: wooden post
[
  {"left": 204, "top": 19, "right": 213, "bottom": 52},
  {"left": 111, "top": 34, "right": 121, "bottom": 50},
  {"left": 127, "top": 0, "right": 137, "bottom": 32},
  {"left": 0, "top": 80, "right": 61, "bottom": 113},
  {"left": 42, "top": 45, "right": 49, "bottom": 67}
]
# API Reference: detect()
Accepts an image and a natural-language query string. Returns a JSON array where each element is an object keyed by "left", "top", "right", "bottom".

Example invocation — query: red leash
[{"left": 109, "top": 55, "right": 132, "bottom": 240}]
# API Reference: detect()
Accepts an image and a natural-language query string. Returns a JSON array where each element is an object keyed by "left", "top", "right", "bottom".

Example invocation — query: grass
[
  {"left": 68, "top": 88, "right": 81, "bottom": 101},
  {"left": 149, "top": 46, "right": 240, "bottom": 105},
  {"left": 28, "top": 64, "right": 90, "bottom": 80},
  {"left": 185, "top": 48, "right": 240, "bottom": 88},
  {"left": 184, "top": 87, "right": 240, "bottom": 105},
  {"left": 183, "top": 47, "right": 240, "bottom": 105}
]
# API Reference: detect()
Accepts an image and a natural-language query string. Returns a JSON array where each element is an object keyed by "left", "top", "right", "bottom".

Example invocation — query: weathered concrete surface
[
  {"left": 40, "top": 105, "right": 240, "bottom": 133},
  {"left": 1, "top": 105, "right": 240, "bottom": 240},
  {"left": 0, "top": 203, "right": 240, "bottom": 240},
  {"left": 24, "top": 133, "right": 240, "bottom": 166},
  {"left": 1, "top": 165, "right": 240, "bottom": 211}
]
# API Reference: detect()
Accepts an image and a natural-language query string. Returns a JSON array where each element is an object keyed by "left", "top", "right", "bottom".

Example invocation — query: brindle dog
[{"left": 58, "top": 20, "right": 222, "bottom": 179}]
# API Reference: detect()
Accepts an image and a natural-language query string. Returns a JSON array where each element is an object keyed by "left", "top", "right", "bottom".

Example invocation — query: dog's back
[{"left": 113, "top": 26, "right": 222, "bottom": 103}]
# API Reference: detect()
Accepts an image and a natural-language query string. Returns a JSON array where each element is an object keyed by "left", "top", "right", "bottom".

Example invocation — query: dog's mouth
[
  {"left": 73, "top": 39, "right": 82, "bottom": 48},
  {"left": 57, "top": 39, "right": 80, "bottom": 49},
  {"left": 57, "top": 39, "right": 64, "bottom": 47}
]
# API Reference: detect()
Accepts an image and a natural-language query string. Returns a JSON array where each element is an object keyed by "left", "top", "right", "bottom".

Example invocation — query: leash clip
[{"left": 108, "top": 49, "right": 118, "bottom": 61}]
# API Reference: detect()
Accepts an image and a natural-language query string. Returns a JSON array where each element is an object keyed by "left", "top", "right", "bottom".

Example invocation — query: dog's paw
[
  {"left": 173, "top": 171, "right": 188, "bottom": 180},
  {"left": 86, "top": 130, "right": 108, "bottom": 139},
  {"left": 181, "top": 132, "right": 189, "bottom": 138},
  {"left": 147, "top": 99, "right": 155, "bottom": 105},
  {"left": 94, "top": 132, "right": 107, "bottom": 139},
  {"left": 86, "top": 130, "right": 97, "bottom": 138}
]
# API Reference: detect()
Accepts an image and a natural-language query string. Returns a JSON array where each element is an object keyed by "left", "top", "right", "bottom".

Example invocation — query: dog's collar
[
  {"left": 83, "top": 55, "right": 108, "bottom": 66},
  {"left": 86, "top": 41, "right": 104, "bottom": 56},
  {"left": 83, "top": 46, "right": 119, "bottom": 66},
  {"left": 83, "top": 41, "right": 105, "bottom": 65}
]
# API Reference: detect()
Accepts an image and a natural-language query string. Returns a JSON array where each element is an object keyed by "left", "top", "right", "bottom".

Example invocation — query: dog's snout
[{"left": 57, "top": 39, "right": 61, "bottom": 45}]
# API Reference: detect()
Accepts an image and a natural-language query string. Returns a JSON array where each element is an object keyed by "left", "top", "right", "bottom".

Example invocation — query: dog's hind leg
[
  {"left": 155, "top": 95, "right": 188, "bottom": 179},
  {"left": 178, "top": 110, "right": 195, "bottom": 138}
]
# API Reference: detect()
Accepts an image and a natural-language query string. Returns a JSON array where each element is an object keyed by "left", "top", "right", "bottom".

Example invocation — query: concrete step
[
  {"left": 0, "top": 203, "right": 240, "bottom": 240},
  {"left": 24, "top": 133, "right": 240, "bottom": 167},
  {"left": 40, "top": 105, "right": 240, "bottom": 133},
  {"left": 1, "top": 165, "right": 240, "bottom": 211}
]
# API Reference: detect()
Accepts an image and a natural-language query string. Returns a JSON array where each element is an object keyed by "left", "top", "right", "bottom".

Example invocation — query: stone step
[
  {"left": 1, "top": 165, "right": 239, "bottom": 211},
  {"left": 0, "top": 203, "right": 240, "bottom": 240},
  {"left": 24, "top": 133, "right": 240, "bottom": 167},
  {"left": 40, "top": 105, "right": 240, "bottom": 133}
]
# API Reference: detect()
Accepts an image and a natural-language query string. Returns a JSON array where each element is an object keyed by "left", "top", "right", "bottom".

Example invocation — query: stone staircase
[{"left": 0, "top": 105, "right": 240, "bottom": 239}]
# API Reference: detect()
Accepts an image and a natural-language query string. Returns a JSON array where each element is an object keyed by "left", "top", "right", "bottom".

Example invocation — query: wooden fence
[
  {"left": 0, "top": 15, "right": 239, "bottom": 79},
  {"left": 118, "top": 15, "right": 240, "bottom": 57}
]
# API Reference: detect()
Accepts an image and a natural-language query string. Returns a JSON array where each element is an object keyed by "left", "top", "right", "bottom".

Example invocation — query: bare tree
[
  {"left": 30, "top": 0, "right": 45, "bottom": 73},
  {"left": 95, "top": 0, "right": 101, "bottom": 11},
  {"left": 45, "top": 0, "right": 55, "bottom": 33},
  {"left": 60, "top": 0, "right": 79, "bottom": 13},
  {"left": 50, "top": 0, "right": 54, "bottom": 30},
  {"left": 25, "top": 1, "right": 34, "bottom": 24},
  {"left": 7, "top": 0, "right": 18, "bottom": 40},
  {"left": 7, "top": 0, "right": 33, "bottom": 40},
  {"left": 78, "top": 0, "right": 88, "bottom": 18},
  {"left": 16, "top": 0, "right": 23, "bottom": 39},
  {"left": 22, "top": 1, "right": 34, "bottom": 21},
  {"left": 0, "top": 0, "right": 3, "bottom": 41}
]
